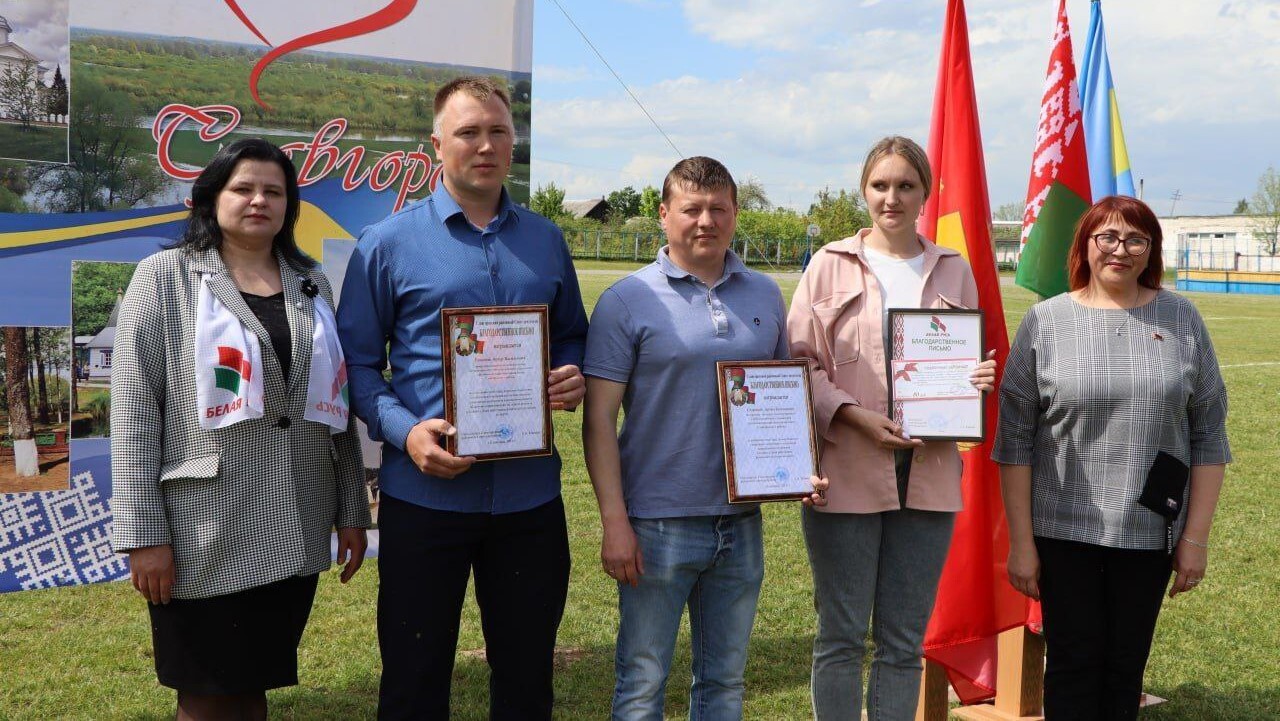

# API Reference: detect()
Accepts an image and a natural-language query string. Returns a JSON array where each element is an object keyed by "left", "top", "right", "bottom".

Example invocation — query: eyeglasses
[{"left": 1091, "top": 233, "right": 1151, "bottom": 256}]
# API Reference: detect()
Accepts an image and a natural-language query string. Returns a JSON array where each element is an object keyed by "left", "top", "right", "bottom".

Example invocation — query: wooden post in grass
[
  {"left": 915, "top": 659, "right": 951, "bottom": 721},
  {"left": 950, "top": 627, "right": 1044, "bottom": 720}
]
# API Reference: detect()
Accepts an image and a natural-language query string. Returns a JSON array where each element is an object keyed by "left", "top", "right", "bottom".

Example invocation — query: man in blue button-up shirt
[{"left": 336, "top": 76, "right": 588, "bottom": 721}]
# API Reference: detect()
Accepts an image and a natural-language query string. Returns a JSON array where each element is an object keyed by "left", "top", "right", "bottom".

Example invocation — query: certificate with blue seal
[
  {"left": 441, "top": 305, "right": 551, "bottom": 460},
  {"left": 886, "top": 308, "right": 985, "bottom": 442},
  {"left": 717, "top": 360, "right": 819, "bottom": 503}
]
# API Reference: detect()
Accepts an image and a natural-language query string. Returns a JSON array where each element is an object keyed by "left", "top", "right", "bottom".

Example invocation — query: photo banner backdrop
[{"left": 0, "top": 0, "right": 534, "bottom": 594}]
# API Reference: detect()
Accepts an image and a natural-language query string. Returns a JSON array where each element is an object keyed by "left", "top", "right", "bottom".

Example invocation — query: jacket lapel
[{"left": 278, "top": 253, "right": 314, "bottom": 398}]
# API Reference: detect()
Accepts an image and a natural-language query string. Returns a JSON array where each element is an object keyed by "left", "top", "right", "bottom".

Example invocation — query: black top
[{"left": 241, "top": 291, "right": 292, "bottom": 382}]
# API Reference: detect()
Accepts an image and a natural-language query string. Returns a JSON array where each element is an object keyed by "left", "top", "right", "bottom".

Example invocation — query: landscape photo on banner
[{"left": 0, "top": 0, "right": 534, "bottom": 594}]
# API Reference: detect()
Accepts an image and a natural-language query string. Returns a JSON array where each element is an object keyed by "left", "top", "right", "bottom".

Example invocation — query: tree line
[
  {"left": 0, "top": 62, "right": 68, "bottom": 128},
  {"left": 529, "top": 177, "right": 872, "bottom": 250},
  {"left": 74, "top": 34, "right": 531, "bottom": 137}
]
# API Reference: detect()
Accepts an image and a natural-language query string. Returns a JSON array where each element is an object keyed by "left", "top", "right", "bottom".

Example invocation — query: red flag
[{"left": 919, "top": 0, "right": 1027, "bottom": 705}]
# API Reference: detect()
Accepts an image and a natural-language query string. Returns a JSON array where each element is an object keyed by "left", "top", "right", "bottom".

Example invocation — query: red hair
[{"left": 1067, "top": 195, "right": 1164, "bottom": 291}]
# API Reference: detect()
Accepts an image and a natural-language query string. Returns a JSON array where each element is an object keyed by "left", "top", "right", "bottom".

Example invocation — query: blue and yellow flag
[{"left": 1080, "top": 0, "right": 1136, "bottom": 198}]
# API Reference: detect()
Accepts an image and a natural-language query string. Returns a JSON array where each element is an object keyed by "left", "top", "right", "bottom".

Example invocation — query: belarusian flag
[
  {"left": 1015, "top": 0, "right": 1093, "bottom": 299},
  {"left": 919, "top": 0, "right": 1025, "bottom": 704}
]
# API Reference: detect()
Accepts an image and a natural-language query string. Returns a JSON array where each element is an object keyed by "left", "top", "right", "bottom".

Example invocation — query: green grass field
[
  {"left": 1, "top": 265, "right": 1276, "bottom": 719},
  {"left": 0, "top": 123, "right": 68, "bottom": 164}
]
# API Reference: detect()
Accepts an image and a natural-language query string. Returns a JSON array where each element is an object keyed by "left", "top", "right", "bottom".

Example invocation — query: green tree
[
  {"left": 807, "top": 187, "right": 869, "bottom": 245},
  {"left": 639, "top": 185, "right": 661, "bottom": 219},
  {"left": 606, "top": 186, "right": 642, "bottom": 222},
  {"left": 738, "top": 176, "right": 772, "bottom": 211},
  {"left": 993, "top": 201, "right": 1024, "bottom": 221},
  {"left": 736, "top": 208, "right": 808, "bottom": 245},
  {"left": 46, "top": 65, "right": 69, "bottom": 119},
  {"left": 1233, "top": 198, "right": 1250, "bottom": 214},
  {"left": 71, "top": 262, "right": 136, "bottom": 339},
  {"left": 529, "top": 182, "right": 567, "bottom": 221},
  {"left": 4, "top": 327, "right": 37, "bottom": 477},
  {"left": 1250, "top": 166, "right": 1280, "bottom": 255},
  {"left": 0, "top": 61, "right": 43, "bottom": 130},
  {"left": 31, "top": 76, "right": 165, "bottom": 212}
]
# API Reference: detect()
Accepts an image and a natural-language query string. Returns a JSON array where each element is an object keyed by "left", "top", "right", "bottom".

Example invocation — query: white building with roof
[{"left": 0, "top": 15, "right": 49, "bottom": 81}]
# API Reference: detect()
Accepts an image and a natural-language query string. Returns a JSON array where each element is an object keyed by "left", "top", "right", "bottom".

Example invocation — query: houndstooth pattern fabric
[
  {"left": 992, "top": 291, "right": 1231, "bottom": 550},
  {"left": 109, "top": 247, "right": 371, "bottom": 599}
]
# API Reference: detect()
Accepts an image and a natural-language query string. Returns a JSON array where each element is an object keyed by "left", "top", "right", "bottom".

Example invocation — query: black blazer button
[{"left": 277, "top": 416, "right": 291, "bottom": 429}]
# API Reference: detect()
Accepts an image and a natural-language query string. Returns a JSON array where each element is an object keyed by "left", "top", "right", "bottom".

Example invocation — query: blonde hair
[
  {"left": 432, "top": 76, "right": 511, "bottom": 133},
  {"left": 859, "top": 136, "right": 932, "bottom": 201}
]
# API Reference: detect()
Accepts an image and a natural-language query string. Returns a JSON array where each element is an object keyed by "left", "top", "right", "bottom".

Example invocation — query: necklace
[{"left": 1112, "top": 288, "right": 1145, "bottom": 336}]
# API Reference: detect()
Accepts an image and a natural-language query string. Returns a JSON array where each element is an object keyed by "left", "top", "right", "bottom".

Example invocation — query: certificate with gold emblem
[
  {"left": 441, "top": 305, "right": 551, "bottom": 460},
  {"left": 886, "top": 308, "right": 985, "bottom": 442},
  {"left": 717, "top": 360, "right": 819, "bottom": 503}
]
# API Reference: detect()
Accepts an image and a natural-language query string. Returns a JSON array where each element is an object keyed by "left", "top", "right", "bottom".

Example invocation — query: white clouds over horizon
[{"left": 532, "top": 0, "right": 1280, "bottom": 216}]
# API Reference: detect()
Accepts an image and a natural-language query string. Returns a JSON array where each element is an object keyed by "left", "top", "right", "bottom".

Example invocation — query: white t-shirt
[{"left": 862, "top": 246, "right": 927, "bottom": 333}]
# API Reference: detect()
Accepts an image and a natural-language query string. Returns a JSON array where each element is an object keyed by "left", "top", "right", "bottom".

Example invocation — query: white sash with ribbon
[
  {"left": 304, "top": 294, "right": 350, "bottom": 433},
  {"left": 195, "top": 276, "right": 266, "bottom": 429}
]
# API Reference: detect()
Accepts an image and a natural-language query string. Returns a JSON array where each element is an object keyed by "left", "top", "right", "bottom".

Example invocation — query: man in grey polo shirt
[{"left": 583, "top": 156, "right": 826, "bottom": 720}]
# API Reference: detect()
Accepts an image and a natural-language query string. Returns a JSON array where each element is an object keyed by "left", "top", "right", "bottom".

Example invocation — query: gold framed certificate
[
  {"left": 441, "top": 305, "right": 552, "bottom": 461},
  {"left": 717, "top": 360, "right": 819, "bottom": 503},
  {"left": 885, "top": 308, "right": 985, "bottom": 442}
]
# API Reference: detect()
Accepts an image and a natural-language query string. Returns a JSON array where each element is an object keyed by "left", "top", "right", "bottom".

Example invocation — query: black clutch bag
[
  {"left": 1137, "top": 451, "right": 1190, "bottom": 520},
  {"left": 1138, "top": 451, "right": 1190, "bottom": 553}
]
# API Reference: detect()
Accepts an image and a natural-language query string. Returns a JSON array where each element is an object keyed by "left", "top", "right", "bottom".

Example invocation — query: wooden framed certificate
[
  {"left": 717, "top": 360, "right": 820, "bottom": 503},
  {"left": 441, "top": 305, "right": 552, "bottom": 461},
  {"left": 885, "top": 308, "right": 985, "bottom": 442}
]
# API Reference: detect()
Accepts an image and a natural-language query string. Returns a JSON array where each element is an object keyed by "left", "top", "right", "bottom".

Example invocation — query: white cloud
[
  {"left": 534, "top": 0, "right": 1280, "bottom": 215},
  {"left": 1, "top": 0, "right": 71, "bottom": 83}
]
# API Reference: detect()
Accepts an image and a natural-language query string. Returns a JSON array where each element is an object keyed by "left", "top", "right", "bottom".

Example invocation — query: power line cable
[{"left": 545, "top": 0, "right": 684, "bottom": 160}]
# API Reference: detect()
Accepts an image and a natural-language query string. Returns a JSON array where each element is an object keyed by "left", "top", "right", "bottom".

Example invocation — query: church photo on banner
[{"left": 0, "top": 0, "right": 534, "bottom": 595}]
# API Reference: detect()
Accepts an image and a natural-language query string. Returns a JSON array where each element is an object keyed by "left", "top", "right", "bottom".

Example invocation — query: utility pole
[{"left": 1170, "top": 189, "right": 1182, "bottom": 217}]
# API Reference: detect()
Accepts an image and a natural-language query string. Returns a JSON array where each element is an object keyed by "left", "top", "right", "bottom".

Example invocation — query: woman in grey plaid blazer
[
  {"left": 109, "top": 139, "right": 371, "bottom": 719},
  {"left": 994, "top": 196, "right": 1230, "bottom": 720}
]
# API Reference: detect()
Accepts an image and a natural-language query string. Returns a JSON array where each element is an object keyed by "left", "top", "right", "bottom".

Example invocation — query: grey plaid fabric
[
  {"left": 110, "top": 247, "right": 371, "bottom": 599},
  {"left": 992, "top": 291, "right": 1231, "bottom": 550}
]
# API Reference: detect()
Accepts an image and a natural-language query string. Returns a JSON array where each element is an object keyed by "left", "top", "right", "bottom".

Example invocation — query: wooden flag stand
[{"left": 949, "top": 627, "right": 1045, "bottom": 720}]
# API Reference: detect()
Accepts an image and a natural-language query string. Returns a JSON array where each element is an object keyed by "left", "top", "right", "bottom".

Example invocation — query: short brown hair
[
  {"left": 433, "top": 76, "right": 511, "bottom": 132},
  {"left": 859, "top": 136, "right": 933, "bottom": 201},
  {"left": 1067, "top": 195, "right": 1164, "bottom": 291},
  {"left": 661, "top": 156, "right": 737, "bottom": 205}
]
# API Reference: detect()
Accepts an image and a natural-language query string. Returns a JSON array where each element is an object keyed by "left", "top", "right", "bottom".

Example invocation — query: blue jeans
[
  {"left": 802, "top": 506, "right": 955, "bottom": 721},
  {"left": 612, "top": 510, "right": 765, "bottom": 721}
]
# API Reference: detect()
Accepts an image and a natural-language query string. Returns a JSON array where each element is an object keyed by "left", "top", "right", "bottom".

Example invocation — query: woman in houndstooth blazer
[{"left": 109, "top": 139, "right": 371, "bottom": 719}]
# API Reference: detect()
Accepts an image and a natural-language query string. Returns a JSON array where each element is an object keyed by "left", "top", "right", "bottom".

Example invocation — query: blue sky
[{"left": 530, "top": 0, "right": 1280, "bottom": 217}]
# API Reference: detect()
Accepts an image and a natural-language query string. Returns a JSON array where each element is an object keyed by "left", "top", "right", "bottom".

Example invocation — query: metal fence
[
  {"left": 1174, "top": 250, "right": 1280, "bottom": 272},
  {"left": 562, "top": 229, "right": 812, "bottom": 268}
]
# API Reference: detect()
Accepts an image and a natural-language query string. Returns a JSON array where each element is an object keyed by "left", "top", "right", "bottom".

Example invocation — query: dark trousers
[
  {"left": 376, "top": 494, "right": 571, "bottom": 721},
  {"left": 1036, "top": 536, "right": 1172, "bottom": 721}
]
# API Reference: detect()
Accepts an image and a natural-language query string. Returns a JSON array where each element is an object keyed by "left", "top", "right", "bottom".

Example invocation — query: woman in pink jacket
[{"left": 788, "top": 136, "right": 995, "bottom": 720}]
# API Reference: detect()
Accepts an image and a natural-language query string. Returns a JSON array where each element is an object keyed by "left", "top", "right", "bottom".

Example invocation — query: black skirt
[{"left": 147, "top": 574, "right": 319, "bottom": 694}]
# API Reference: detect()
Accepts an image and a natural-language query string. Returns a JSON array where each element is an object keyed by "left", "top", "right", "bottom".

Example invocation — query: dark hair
[
  {"left": 174, "top": 138, "right": 313, "bottom": 268},
  {"left": 433, "top": 76, "right": 511, "bottom": 133},
  {"left": 661, "top": 156, "right": 737, "bottom": 205},
  {"left": 1067, "top": 195, "right": 1163, "bottom": 291}
]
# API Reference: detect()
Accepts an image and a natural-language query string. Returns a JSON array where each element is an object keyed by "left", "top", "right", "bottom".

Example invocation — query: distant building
[
  {"left": 0, "top": 15, "right": 49, "bottom": 81},
  {"left": 76, "top": 290, "right": 122, "bottom": 381},
  {"left": 562, "top": 198, "right": 610, "bottom": 222},
  {"left": 1158, "top": 214, "right": 1278, "bottom": 272}
]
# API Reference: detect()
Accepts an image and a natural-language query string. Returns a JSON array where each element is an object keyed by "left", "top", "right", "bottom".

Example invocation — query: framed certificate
[
  {"left": 441, "top": 305, "right": 552, "bottom": 461},
  {"left": 717, "top": 360, "right": 820, "bottom": 503},
  {"left": 885, "top": 308, "right": 985, "bottom": 442}
]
